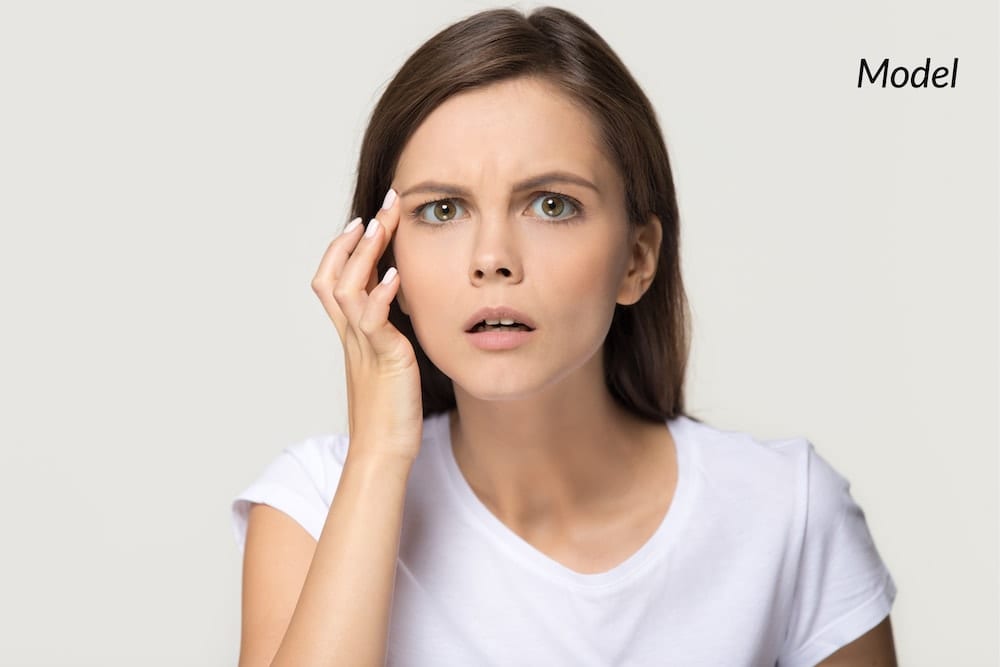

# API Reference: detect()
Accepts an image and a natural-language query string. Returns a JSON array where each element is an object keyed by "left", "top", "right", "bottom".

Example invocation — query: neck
[{"left": 448, "top": 355, "right": 666, "bottom": 530}]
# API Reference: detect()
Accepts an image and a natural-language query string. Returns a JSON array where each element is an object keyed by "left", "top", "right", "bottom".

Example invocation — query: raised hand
[{"left": 311, "top": 188, "right": 424, "bottom": 463}]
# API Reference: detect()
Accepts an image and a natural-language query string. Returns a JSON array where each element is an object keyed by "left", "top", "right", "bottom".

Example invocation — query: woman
[{"left": 232, "top": 6, "right": 898, "bottom": 665}]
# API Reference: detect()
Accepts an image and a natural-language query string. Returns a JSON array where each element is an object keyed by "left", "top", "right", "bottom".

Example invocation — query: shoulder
[
  {"left": 230, "top": 431, "right": 350, "bottom": 551},
  {"left": 283, "top": 431, "right": 351, "bottom": 482},
  {"left": 676, "top": 416, "right": 853, "bottom": 537},
  {"left": 682, "top": 416, "right": 842, "bottom": 481},
  {"left": 253, "top": 430, "right": 352, "bottom": 497},
  {"left": 678, "top": 416, "right": 819, "bottom": 497}
]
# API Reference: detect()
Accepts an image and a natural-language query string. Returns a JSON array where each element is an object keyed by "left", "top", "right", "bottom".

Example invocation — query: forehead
[{"left": 394, "top": 77, "right": 609, "bottom": 185}]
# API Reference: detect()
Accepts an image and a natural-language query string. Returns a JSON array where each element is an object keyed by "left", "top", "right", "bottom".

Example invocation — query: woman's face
[{"left": 390, "top": 76, "right": 643, "bottom": 400}]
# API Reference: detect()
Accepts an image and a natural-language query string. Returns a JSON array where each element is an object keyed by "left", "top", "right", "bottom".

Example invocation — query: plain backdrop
[{"left": 0, "top": 1, "right": 996, "bottom": 664}]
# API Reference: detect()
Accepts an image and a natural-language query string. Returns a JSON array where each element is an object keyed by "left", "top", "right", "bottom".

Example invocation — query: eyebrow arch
[{"left": 399, "top": 170, "right": 599, "bottom": 199}]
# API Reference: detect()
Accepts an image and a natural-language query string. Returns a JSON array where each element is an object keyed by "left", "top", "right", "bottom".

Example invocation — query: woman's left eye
[
  {"left": 409, "top": 192, "right": 583, "bottom": 226},
  {"left": 530, "top": 193, "right": 581, "bottom": 221}
]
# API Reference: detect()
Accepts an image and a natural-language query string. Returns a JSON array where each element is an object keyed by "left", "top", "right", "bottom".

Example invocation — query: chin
[{"left": 448, "top": 371, "right": 542, "bottom": 402}]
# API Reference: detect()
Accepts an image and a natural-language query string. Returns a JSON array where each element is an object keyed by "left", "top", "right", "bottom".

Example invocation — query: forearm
[{"left": 270, "top": 449, "right": 413, "bottom": 667}]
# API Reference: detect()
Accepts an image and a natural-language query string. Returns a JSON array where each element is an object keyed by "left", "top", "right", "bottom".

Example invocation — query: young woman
[{"left": 232, "top": 7, "right": 897, "bottom": 666}]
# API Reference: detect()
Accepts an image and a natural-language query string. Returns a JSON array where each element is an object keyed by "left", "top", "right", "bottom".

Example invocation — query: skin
[
  {"left": 385, "top": 75, "right": 897, "bottom": 662},
  {"left": 389, "top": 75, "right": 672, "bottom": 565},
  {"left": 818, "top": 616, "right": 897, "bottom": 665}
]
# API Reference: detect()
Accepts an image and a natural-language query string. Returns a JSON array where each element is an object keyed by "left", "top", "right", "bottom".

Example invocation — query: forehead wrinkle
[
  {"left": 394, "top": 82, "right": 609, "bottom": 202},
  {"left": 399, "top": 169, "right": 601, "bottom": 199}
]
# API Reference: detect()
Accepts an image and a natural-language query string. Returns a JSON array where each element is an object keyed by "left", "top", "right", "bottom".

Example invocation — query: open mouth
[{"left": 468, "top": 321, "right": 534, "bottom": 333}]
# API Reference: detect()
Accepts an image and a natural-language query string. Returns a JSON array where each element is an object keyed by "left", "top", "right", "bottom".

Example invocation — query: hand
[{"left": 311, "top": 188, "right": 424, "bottom": 463}]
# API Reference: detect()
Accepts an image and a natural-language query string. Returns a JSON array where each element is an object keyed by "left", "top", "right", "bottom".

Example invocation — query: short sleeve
[
  {"left": 230, "top": 433, "right": 348, "bottom": 555},
  {"left": 778, "top": 442, "right": 897, "bottom": 667}
]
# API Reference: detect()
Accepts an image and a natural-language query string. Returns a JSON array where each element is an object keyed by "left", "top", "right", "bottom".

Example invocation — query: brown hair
[{"left": 345, "top": 6, "right": 699, "bottom": 424}]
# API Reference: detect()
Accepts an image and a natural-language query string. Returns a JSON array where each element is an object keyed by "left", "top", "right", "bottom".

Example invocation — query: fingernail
[
  {"left": 343, "top": 217, "right": 362, "bottom": 234},
  {"left": 364, "top": 217, "right": 380, "bottom": 238},
  {"left": 381, "top": 266, "right": 397, "bottom": 285},
  {"left": 381, "top": 188, "right": 397, "bottom": 210}
]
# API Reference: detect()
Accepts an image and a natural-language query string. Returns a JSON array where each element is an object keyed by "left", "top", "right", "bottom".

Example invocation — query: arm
[
  {"left": 782, "top": 442, "right": 898, "bottom": 666},
  {"left": 816, "top": 615, "right": 897, "bottom": 666},
  {"left": 238, "top": 449, "right": 414, "bottom": 667}
]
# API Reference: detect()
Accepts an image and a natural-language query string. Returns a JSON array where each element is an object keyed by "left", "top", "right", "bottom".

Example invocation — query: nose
[
  {"left": 472, "top": 263, "right": 514, "bottom": 281},
  {"left": 468, "top": 214, "right": 522, "bottom": 284}
]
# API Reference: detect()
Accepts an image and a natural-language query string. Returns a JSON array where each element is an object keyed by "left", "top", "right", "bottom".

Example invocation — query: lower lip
[{"left": 465, "top": 328, "right": 535, "bottom": 350}]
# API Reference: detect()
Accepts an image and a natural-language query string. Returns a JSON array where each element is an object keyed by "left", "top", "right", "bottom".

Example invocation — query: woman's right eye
[{"left": 410, "top": 198, "right": 465, "bottom": 225}]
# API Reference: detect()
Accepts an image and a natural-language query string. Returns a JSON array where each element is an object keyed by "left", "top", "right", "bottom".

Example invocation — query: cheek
[
  {"left": 540, "top": 256, "right": 620, "bottom": 343},
  {"left": 548, "top": 241, "right": 623, "bottom": 300},
  {"left": 395, "top": 239, "right": 449, "bottom": 284},
  {"left": 391, "top": 237, "right": 454, "bottom": 319}
]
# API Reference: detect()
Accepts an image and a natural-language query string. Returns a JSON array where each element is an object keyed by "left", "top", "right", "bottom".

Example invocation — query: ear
[{"left": 616, "top": 213, "right": 662, "bottom": 306}]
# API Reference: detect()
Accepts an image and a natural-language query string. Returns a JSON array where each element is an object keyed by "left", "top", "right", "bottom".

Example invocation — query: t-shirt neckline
[{"left": 431, "top": 410, "right": 697, "bottom": 591}]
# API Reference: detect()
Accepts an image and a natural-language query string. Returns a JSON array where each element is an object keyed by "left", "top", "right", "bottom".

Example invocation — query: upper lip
[{"left": 464, "top": 306, "right": 537, "bottom": 332}]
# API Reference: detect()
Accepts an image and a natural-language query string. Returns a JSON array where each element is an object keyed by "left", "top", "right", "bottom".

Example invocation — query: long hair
[{"left": 345, "top": 6, "right": 698, "bottom": 424}]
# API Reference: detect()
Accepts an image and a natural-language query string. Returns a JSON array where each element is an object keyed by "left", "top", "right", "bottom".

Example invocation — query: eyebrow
[{"left": 399, "top": 170, "right": 600, "bottom": 199}]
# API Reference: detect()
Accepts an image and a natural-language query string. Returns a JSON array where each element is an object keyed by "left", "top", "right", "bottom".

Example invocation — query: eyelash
[{"left": 407, "top": 191, "right": 585, "bottom": 227}]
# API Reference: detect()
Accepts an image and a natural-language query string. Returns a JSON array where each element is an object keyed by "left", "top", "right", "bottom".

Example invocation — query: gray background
[{"left": 0, "top": 0, "right": 996, "bottom": 664}]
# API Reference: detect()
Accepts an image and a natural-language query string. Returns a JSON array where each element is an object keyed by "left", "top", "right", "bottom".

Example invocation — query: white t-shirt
[{"left": 231, "top": 411, "right": 897, "bottom": 666}]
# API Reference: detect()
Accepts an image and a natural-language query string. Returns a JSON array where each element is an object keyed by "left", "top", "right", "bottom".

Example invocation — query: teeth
[{"left": 473, "top": 319, "right": 530, "bottom": 332}]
